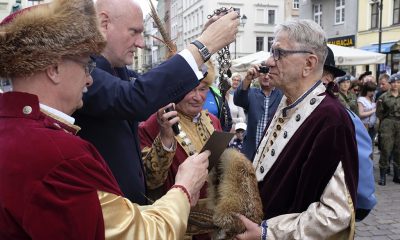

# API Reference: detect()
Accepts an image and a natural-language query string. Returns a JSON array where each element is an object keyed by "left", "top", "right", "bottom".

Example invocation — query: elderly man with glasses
[
  {"left": 0, "top": 0, "right": 211, "bottom": 239},
  {"left": 235, "top": 19, "right": 358, "bottom": 240}
]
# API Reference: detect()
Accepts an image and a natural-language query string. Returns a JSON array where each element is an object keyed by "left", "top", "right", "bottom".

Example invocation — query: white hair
[
  {"left": 228, "top": 72, "right": 242, "bottom": 85},
  {"left": 274, "top": 19, "right": 327, "bottom": 68}
]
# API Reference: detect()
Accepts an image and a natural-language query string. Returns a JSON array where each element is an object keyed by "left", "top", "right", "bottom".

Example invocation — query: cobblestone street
[{"left": 355, "top": 151, "right": 400, "bottom": 240}]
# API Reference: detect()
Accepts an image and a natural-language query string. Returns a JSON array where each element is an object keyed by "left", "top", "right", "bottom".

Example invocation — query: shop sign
[{"left": 328, "top": 35, "right": 355, "bottom": 47}]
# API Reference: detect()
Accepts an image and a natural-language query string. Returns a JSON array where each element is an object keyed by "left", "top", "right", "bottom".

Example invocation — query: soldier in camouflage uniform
[
  {"left": 337, "top": 75, "right": 359, "bottom": 115},
  {"left": 376, "top": 72, "right": 400, "bottom": 185}
]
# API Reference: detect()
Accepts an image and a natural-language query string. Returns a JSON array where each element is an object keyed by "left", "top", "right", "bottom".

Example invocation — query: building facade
[
  {"left": 0, "top": 0, "right": 50, "bottom": 20},
  {"left": 149, "top": 0, "right": 286, "bottom": 62},
  {"left": 358, "top": 0, "right": 400, "bottom": 74},
  {"left": 300, "top": 0, "right": 358, "bottom": 74},
  {"left": 284, "top": 0, "right": 300, "bottom": 20},
  {"left": 300, "top": 0, "right": 358, "bottom": 47},
  {"left": 140, "top": 1, "right": 315, "bottom": 73}
]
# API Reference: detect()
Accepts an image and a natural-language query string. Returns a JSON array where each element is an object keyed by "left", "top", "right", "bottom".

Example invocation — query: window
[
  {"left": 293, "top": 0, "right": 299, "bottom": 9},
  {"left": 256, "top": 37, "right": 264, "bottom": 52},
  {"left": 255, "top": 8, "right": 276, "bottom": 24},
  {"left": 394, "top": 0, "right": 400, "bottom": 24},
  {"left": 335, "top": 0, "right": 345, "bottom": 24},
  {"left": 313, "top": 4, "right": 322, "bottom": 27},
  {"left": 267, "top": 37, "right": 274, "bottom": 51},
  {"left": 371, "top": 2, "right": 379, "bottom": 29},
  {"left": 268, "top": 10, "right": 275, "bottom": 24}
]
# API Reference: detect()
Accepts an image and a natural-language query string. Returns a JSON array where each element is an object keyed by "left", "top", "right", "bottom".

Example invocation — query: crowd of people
[
  {"left": 320, "top": 67, "right": 400, "bottom": 187},
  {"left": 1, "top": 0, "right": 398, "bottom": 239}
]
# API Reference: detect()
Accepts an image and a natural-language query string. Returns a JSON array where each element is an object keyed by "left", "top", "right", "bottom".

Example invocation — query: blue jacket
[
  {"left": 347, "top": 110, "right": 377, "bottom": 221},
  {"left": 203, "top": 86, "right": 232, "bottom": 132},
  {"left": 234, "top": 83, "right": 283, "bottom": 160},
  {"left": 73, "top": 55, "right": 199, "bottom": 204}
]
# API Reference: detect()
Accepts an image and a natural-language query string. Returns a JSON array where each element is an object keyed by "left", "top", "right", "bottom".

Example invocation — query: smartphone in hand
[{"left": 165, "top": 106, "right": 180, "bottom": 135}]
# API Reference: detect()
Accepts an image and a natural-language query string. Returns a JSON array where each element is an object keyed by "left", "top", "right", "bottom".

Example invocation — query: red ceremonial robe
[
  {"left": 139, "top": 111, "right": 222, "bottom": 198},
  {"left": 0, "top": 92, "right": 122, "bottom": 240}
]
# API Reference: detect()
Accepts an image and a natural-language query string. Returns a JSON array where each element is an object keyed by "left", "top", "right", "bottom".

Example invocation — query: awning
[
  {"left": 231, "top": 45, "right": 385, "bottom": 71},
  {"left": 360, "top": 42, "right": 397, "bottom": 53},
  {"left": 231, "top": 51, "right": 269, "bottom": 72},
  {"left": 328, "top": 44, "right": 385, "bottom": 65}
]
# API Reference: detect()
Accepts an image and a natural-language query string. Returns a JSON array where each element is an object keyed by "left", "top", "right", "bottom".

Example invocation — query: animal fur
[
  {"left": 0, "top": 0, "right": 105, "bottom": 79},
  {"left": 208, "top": 149, "right": 263, "bottom": 239}
]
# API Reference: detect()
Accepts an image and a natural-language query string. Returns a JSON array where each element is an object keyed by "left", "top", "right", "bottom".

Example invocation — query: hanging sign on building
[{"left": 327, "top": 35, "right": 355, "bottom": 47}]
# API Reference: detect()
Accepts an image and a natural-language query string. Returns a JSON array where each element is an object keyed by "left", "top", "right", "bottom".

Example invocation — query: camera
[{"left": 258, "top": 66, "right": 269, "bottom": 74}]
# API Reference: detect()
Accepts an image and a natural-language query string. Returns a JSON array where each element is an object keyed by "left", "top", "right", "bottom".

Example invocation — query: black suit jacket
[{"left": 74, "top": 55, "right": 199, "bottom": 204}]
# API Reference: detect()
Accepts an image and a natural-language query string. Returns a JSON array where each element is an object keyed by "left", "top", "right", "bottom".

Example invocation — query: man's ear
[
  {"left": 303, "top": 54, "right": 318, "bottom": 77},
  {"left": 98, "top": 11, "right": 110, "bottom": 38},
  {"left": 45, "top": 63, "right": 61, "bottom": 85}
]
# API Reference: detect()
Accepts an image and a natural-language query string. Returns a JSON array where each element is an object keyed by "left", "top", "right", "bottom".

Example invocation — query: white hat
[{"left": 235, "top": 122, "right": 247, "bottom": 131}]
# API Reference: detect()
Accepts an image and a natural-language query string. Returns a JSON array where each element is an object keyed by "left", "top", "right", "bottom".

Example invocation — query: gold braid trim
[
  {"left": 175, "top": 110, "right": 215, "bottom": 156},
  {"left": 40, "top": 108, "right": 81, "bottom": 134}
]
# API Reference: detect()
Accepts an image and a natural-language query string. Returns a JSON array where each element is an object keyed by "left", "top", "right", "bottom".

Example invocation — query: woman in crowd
[
  {"left": 358, "top": 81, "right": 377, "bottom": 142},
  {"left": 350, "top": 80, "right": 362, "bottom": 97},
  {"left": 227, "top": 73, "right": 246, "bottom": 131}
]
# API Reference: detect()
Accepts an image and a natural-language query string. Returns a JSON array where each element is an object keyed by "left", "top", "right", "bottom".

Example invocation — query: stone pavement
[{"left": 355, "top": 151, "right": 400, "bottom": 240}]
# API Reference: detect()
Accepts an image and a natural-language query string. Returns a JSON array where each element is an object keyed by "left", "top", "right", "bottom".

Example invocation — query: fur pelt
[
  {"left": 0, "top": 0, "right": 105, "bottom": 79},
  {"left": 208, "top": 148, "right": 263, "bottom": 239}
]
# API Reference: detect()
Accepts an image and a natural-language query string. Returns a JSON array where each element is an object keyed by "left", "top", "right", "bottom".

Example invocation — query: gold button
[{"left": 22, "top": 106, "right": 32, "bottom": 115}]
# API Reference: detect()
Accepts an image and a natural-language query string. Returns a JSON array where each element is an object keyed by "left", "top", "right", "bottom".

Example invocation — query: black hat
[
  {"left": 324, "top": 46, "right": 346, "bottom": 78},
  {"left": 358, "top": 71, "right": 372, "bottom": 81}
]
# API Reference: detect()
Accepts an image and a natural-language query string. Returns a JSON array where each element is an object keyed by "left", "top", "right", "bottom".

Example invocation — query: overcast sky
[{"left": 139, "top": 0, "right": 158, "bottom": 18}]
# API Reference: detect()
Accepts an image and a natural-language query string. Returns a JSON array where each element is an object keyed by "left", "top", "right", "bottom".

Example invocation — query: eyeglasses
[
  {"left": 67, "top": 58, "right": 96, "bottom": 76},
  {"left": 270, "top": 48, "right": 313, "bottom": 61}
]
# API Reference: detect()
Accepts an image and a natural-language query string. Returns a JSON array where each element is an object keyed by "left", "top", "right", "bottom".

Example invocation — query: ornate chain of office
[
  {"left": 207, "top": 7, "right": 238, "bottom": 129},
  {"left": 207, "top": 7, "right": 235, "bottom": 99}
]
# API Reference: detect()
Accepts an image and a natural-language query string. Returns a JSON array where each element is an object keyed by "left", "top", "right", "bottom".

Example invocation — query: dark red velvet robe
[
  {"left": 257, "top": 92, "right": 358, "bottom": 220},
  {"left": 0, "top": 92, "right": 122, "bottom": 240}
]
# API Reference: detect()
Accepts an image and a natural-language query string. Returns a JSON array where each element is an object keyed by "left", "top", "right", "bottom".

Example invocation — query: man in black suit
[{"left": 74, "top": 0, "right": 239, "bottom": 203}]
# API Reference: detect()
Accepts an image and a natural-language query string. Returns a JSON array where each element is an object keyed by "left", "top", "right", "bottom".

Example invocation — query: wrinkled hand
[
  {"left": 157, "top": 103, "right": 179, "bottom": 148},
  {"left": 198, "top": 11, "right": 239, "bottom": 54},
  {"left": 175, "top": 150, "right": 210, "bottom": 206},
  {"left": 234, "top": 214, "right": 261, "bottom": 240}
]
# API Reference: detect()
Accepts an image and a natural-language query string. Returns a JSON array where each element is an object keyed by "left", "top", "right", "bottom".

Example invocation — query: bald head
[
  {"left": 95, "top": 0, "right": 144, "bottom": 67},
  {"left": 95, "top": 0, "right": 142, "bottom": 19}
]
